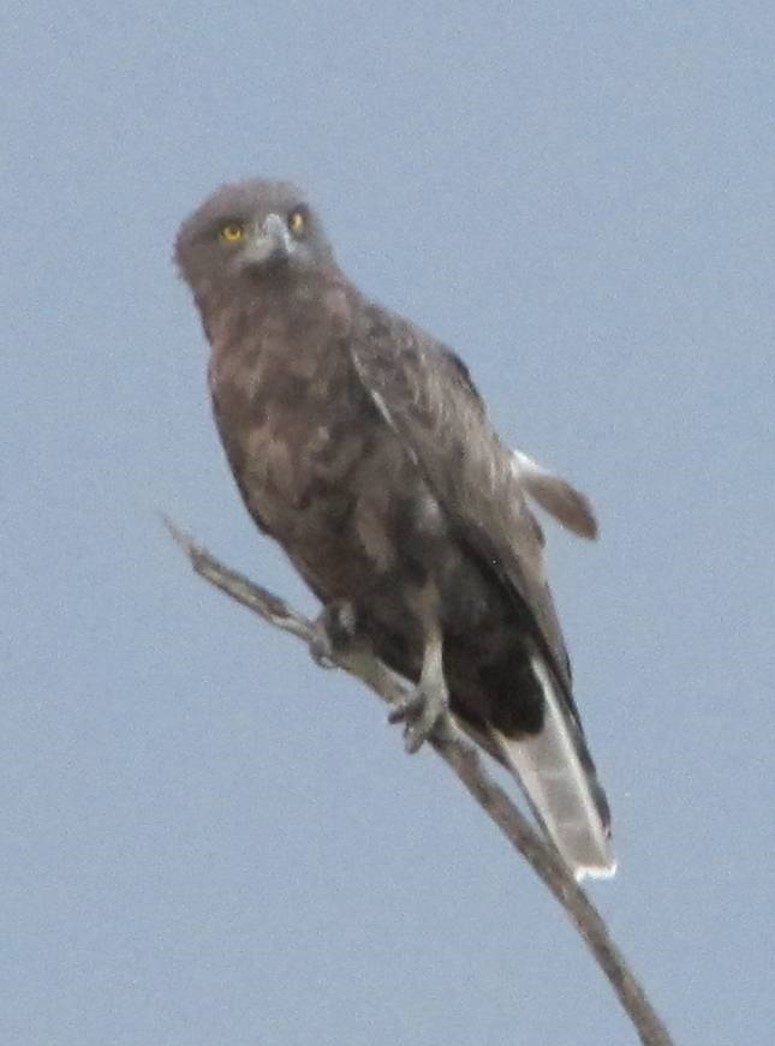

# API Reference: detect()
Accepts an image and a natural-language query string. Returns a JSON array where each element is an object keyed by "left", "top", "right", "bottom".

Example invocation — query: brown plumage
[{"left": 175, "top": 179, "right": 615, "bottom": 879}]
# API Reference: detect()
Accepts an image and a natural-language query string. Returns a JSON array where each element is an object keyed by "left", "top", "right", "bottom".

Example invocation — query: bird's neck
[{"left": 200, "top": 266, "right": 354, "bottom": 371}]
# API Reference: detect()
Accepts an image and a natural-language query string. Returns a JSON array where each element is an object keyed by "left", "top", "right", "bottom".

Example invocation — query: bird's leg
[
  {"left": 309, "top": 600, "right": 358, "bottom": 668},
  {"left": 388, "top": 618, "right": 450, "bottom": 754}
]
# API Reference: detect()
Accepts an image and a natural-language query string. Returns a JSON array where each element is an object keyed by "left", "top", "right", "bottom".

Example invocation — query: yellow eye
[
  {"left": 220, "top": 223, "right": 245, "bottom": 243},
  {"left": 288, "top": 209, "right": 306, "bottom": 235}
]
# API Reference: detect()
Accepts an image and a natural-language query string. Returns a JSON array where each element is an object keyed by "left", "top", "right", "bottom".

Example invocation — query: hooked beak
[{"left": 243, "top": 212, "right": 293, "bottom": 266}]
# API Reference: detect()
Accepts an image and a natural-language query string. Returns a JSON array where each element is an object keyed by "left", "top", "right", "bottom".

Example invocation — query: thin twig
[{"left": 166, "top": 519, "right": 673, "bottom": 1046}]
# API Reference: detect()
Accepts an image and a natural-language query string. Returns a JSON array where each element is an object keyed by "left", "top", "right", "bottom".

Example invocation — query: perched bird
[{"left": 175, "top": 179, "right": 615, "bottom": 880}]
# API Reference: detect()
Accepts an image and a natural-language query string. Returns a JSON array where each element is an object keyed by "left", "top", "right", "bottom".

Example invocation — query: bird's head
[{"left": 175, "top": 179, "right": 335, "bottom": 295}]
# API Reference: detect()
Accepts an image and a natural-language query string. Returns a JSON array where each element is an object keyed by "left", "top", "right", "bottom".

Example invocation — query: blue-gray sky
[{"left": 5, "top": 2, "right": 773, "bottom": 1043}]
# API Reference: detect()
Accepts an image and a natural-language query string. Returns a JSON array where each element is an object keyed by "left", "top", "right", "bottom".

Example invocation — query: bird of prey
[{"left": 175, "top": 179, "right": 615, "bottom": 880}]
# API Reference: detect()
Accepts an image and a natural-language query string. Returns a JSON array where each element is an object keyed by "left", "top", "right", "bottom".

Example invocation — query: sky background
[{"left": 4, "top": 2, "right": 774, "bottom": 1043}]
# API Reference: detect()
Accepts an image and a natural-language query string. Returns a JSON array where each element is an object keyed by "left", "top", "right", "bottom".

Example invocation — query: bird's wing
[
  {"left": 350, "top": 302, "right": 574, "bottom": 695},
  {"left": 351, "top": 303, "right": 614, "bottom": 878}
]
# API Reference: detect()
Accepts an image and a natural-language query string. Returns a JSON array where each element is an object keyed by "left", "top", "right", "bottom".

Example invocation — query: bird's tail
[{"left": 491, "top": 654, "right": 616, "bottom": 881}]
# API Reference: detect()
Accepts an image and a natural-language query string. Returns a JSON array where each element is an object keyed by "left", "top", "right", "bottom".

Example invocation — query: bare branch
[{"left": 167, "top": 520, "right": 673, "bottom": 1046}]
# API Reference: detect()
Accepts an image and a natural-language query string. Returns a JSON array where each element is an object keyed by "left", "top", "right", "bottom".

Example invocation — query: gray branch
[{"left": 166, "top": 520, "right": 673, "bottom": 1046}]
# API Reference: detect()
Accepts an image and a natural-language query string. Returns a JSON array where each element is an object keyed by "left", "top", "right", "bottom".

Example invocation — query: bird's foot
[
  {"left": 388, "top": 676, "right": 450, "bottom": 754},
  {"left": 309, "top": 601, "right": 358, "bottom": 668}
]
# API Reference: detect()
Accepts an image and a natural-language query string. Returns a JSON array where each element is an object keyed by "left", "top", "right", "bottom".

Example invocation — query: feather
[
  {"left": 511, "top": 450, "right": 598, "bottom": 540},
  {"left": 492, "top": 653, "right": 615, "bottom": 880}
]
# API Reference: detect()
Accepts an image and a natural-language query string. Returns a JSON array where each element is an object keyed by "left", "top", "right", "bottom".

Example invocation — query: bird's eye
[
  {"left": 287, "top": 209, "right": 307, "bottom": 236},
  {"left": 220, "top": 223, "right": 245, "bottom": 243}
]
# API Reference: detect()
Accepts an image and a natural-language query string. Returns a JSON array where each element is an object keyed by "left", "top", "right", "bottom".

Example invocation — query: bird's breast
[{"left": 209, "top": 306, "right": 403, "bottom": 582}]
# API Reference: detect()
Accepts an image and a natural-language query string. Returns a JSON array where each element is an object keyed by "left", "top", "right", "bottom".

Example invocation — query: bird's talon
[
  {"left": 403, "top": 725, "right": 426, "bottom": 755},
  {"left": 309, "top": 634, "right": 336, "bottom": 668},
  {"left": 389, "top": 685, "right": 448, "bottom": 752},
  {"left": 387, "top": 693, "right": 422, "bottom": 725},
  {"left": 309, "top": 601, "right": 357, "bottom": 668}
]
